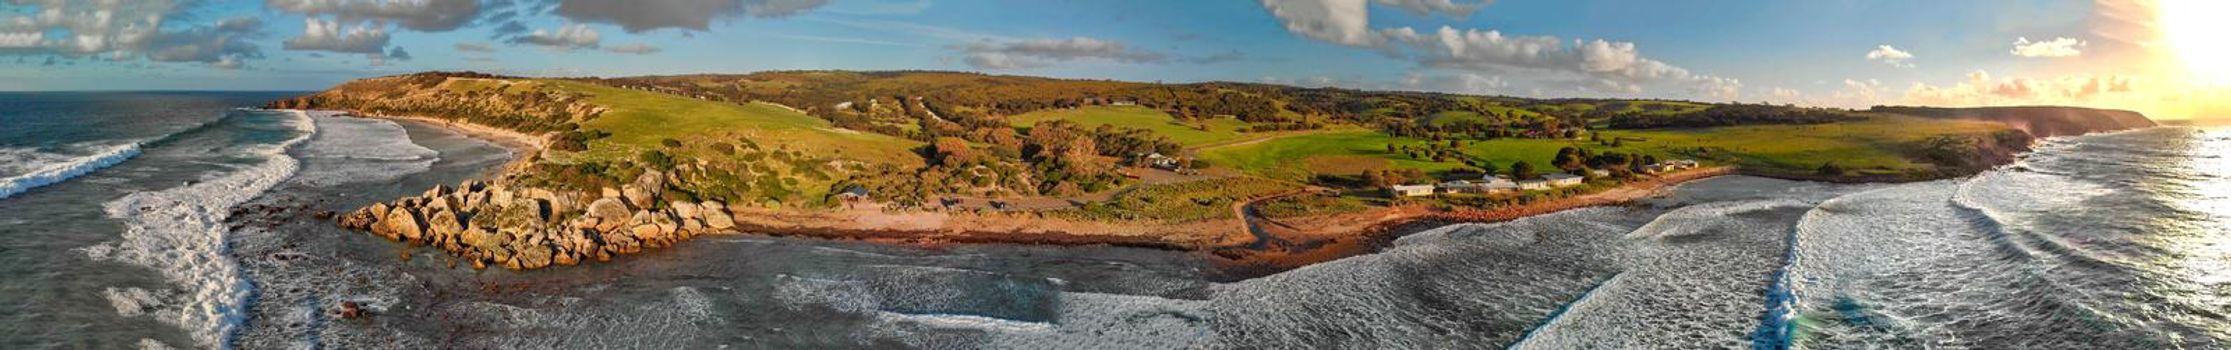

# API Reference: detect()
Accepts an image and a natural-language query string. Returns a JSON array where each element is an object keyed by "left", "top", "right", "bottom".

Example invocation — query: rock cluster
[{"left": 337, "top": 171, "right": 735, "bottom": 270}]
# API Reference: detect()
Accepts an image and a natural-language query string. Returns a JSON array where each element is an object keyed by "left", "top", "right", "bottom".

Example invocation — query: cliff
[{"left": 1870, "top": 106, "right": 2157, "bottom": 138}]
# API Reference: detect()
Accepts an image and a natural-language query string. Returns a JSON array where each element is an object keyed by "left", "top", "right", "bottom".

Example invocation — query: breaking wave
[
  {"left": 290, "top": 111, "right": 440, "bottom": 186},
  {"left": 78, "top": 110, "right": 315, "bottom": 348},
  {"left": 0, "top": 142, "right": 142, "bottom": 199}
]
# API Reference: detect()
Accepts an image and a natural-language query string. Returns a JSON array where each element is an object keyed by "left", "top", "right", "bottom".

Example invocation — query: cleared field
[
  {"left": 1008, "top": 106, "right": 1253, "bottom": 147},
  {"left": 1056, "top": 177, "right": 1299, "bottom": 222},
  {"left": 1609, "top": 115, "right": 2011, "bottom": 173},
  {"left": 1198, "top": 129, "right": 1465, "bottom": 181}
]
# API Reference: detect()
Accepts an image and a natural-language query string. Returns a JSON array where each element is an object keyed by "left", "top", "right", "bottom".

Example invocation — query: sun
[{"left": 2160, "top": 0, "right": 2231, "bottom": 85}]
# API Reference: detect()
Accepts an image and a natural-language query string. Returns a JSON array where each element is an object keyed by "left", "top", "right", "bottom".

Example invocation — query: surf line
[
  {"left": 0, "top": 108, "right": 244, "bottom": 200},
  {"left": 1749, "top": 220, "right": 1806, "bottom": 350},
  {"left": 1507, "top": 272, "right": 1622, "bottom": 349}
]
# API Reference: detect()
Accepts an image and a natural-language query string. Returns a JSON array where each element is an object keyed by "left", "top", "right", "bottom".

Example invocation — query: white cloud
[
  {"left": 1257, "top": 0, "right": 1738, "bottom": 100},
  {"left": 1865, "top": 45, "right": 1913, "bottom": 67},
  {"left": 508, "top": 23, "right": 601, "bottom": 51},
  {"left": 556, "top": 0, "right": 831, "bottom": 33},
  {"left": 1258, "top": 0, "right": 1379, "bottom": 47},
  {"left": 1903, "top": 70, "right": 2138, "bottom": 106},
  {"left": 264, "top": 0, "right": 481, "bottom": 32},
  {"left": 1374, "top": 0, "right": 1487, "bottom": 17},
  {"left": 2010, "top": 37, "right": 2085, "bottom": 58},
  {"left": 0, "top": 32, "right": 41, "bottom": 48},
  {"left": 604, "top": 42, "right": 661, "bottom": 55},
  {"left": 955, "top": 37, "right": 1165, "bottom": 69},
  {"left": 284, "top": 17, "right": 389, "bottom": 54},
  {"left": 454, "top": 42, "right": 493, "bottom": 52}
]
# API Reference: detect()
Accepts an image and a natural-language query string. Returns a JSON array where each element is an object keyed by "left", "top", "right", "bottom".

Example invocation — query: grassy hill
[
  {"left": 1007, "top": 106, "right": 1253, "bottom": 147},
  {"left": 541, "top": 80, "right": 922, "bottom": 167}
]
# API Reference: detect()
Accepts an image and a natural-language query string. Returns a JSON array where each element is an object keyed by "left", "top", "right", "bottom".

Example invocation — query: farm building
[{"left": 1387, "top": 184, "right": 1436, "bottom": 197}]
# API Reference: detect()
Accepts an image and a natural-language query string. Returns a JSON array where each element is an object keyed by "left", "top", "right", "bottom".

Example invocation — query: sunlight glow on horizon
[{"left": 2160, "top": 0, "right": 2231, "bottom": 86}]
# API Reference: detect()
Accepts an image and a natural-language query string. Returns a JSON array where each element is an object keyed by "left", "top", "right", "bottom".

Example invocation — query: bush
[{"left": 638, "top": 150, "right": 676, "bottom": 170}]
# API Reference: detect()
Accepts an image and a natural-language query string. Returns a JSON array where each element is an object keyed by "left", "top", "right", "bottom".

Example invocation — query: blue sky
[{"left": 1, "top": 0, "right": 2215, "bottom": 117}]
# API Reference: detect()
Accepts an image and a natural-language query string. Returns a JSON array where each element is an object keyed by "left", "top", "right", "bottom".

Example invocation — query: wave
[
  {"left": 290, "top": 111, "right": 441, "bottom": 187},
  {"left": 1622, "top": 199, "right": 1809, "bottom": 240},
  {"left": 0, "top": 109, "right": 245, "bottom": 200},
  {"left": 78, "top": 109, "right": 315, "bottom": 348},
  {"left": 0, "top": 142, "right": 142, "bottom": 200},
  {"left": 1508, "top": 273, "right": 1622, "bottom": 349}
]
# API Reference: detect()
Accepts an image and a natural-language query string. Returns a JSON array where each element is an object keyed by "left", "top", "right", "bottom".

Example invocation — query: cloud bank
[
  {"left": 957, "top": 37, "right": 1165, "bottom": 69},
  {"left": 555, "top": 0, "right": 831, "bottom": 33}
]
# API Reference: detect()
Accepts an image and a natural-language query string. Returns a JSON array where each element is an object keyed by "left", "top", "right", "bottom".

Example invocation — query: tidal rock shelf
[{"left": 337, "top": 171, "right": 736, "bottom": 270}]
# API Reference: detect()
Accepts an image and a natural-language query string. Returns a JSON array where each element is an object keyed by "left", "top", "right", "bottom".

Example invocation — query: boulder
[
  {"left": 460, "top": 226, "right": 508, "bottom": 251},
  {"left": 681, "top": 218, "right": 706, "bottom": 234},
  {"left": 513, "top": 245, "right": 553, "bottom": 269},
  {"left": 585, "top": 198, "right": 632, "bottom": 232},
  {"left": 489, "top": 186, "right": 515, "bottom": 207},
  {"left": 631, "top": 224, "right": 664, "bottom": 245},
  {"left": 424, "top": 184, "right": 453, "bottom": 198},
  {"left": 378, "top": 206, "right": 425, "bottom": 242},
  {"left": 623, "top": 171, "right": 665, "bottom": 209},
  {"left": 621, "top": 185, "right": 655, "bottom": 210},
  {"left": 704, "top": 207, "right": 736, "bottom": 231},
  {"left": 553, "top": 250, "right": 579, "bottom": 266},
  {"left": 671, "top": 201, "right": 703, "bottom": 222},
  {"left": 425, "top": 207, "right": 465, "bottom": 240},
  {"left": 650, "top": 211, "right": 680, "bottom": 236}
]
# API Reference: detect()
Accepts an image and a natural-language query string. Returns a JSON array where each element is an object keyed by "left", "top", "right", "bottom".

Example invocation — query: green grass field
[
  {"left": 1007, "top": 106, "right": 1253, "bottom": 147},
  {"left": 1201, "top": 116, "right": 2018, "bottom": 181},
  {"left": 533, "top": 80, "right": 924, "bottom": 167}
]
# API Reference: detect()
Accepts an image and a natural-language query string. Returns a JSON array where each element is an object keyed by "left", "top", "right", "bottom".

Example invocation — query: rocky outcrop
[
  {"left": 335, "top": 173, "right": 737, "bottom": 270},
  {"left": 1871, "top": 106, "right": 2157, "bottom": 138}
]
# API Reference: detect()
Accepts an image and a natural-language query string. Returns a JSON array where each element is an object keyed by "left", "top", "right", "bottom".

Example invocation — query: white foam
[
  {"left": 82, "top": 110, "right": 315, "bottom": 348},
  {"left": 290, "top": 111, "right": 440, "bottom": 187},
  {"left": 0, "top": 142, "right": 142, "bottom": 199}
]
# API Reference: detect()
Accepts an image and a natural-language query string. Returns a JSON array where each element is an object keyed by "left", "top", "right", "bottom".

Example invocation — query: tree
[
  {"left": 1400, "top": 168, "right": 1428, "bottom": 184},
  {"left": 931, "top": 137, "right": 976, "bottom": 166},
  {"left": 1511, "top": 161, "right": 1537, "bottom": 180}
]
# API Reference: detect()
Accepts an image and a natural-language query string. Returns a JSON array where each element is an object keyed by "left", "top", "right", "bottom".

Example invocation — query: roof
[
  {"left": 1542, "top": 173, "right": 1583, "bottom": 180},
  {"left": 1391, "top": 184, "right": 1435, "bottom": 191}
]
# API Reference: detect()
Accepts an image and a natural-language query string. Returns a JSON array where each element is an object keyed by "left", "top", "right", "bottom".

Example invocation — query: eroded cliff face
[{"left": 1872, "top": 106, "right": 2158, "bottom": 138}]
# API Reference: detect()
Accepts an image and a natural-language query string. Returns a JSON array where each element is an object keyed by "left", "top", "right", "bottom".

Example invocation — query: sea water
[{"left": 6, "top": 91, "right": 2229, "bottom": 349}]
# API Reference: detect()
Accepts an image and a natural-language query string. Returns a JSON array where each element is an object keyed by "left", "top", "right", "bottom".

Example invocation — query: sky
[{"left": 1, "top": 0, "right": 2225, "bottom": 119}]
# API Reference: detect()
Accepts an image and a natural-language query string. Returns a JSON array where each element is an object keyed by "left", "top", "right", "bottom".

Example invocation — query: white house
[
  {"left": 1587, "top": 169, "right": 1612, "bottom": 178},
  {"left": 1438, "top": 181, "right": 1484, "bottom": 194},
  {"left": 1517, "top": 179, "right": 1552, "bottom": 191},
  {"left": 1543, "top": 173, "right": 1585, "bottom": 187},
  {"left": 1388, "top": 184, "right": 1436, "bottom": 197},
  {"left": 1143, "top": 153, "right": 1182, "bottom": 169},
  {"left": 1479, "top": 176, "right": 1519, "bottom": 193}
]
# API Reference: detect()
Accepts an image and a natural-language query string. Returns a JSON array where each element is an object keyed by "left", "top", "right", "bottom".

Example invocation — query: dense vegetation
[{"left": 1607, "top": 104, "right": 1866, "bottom": 129}]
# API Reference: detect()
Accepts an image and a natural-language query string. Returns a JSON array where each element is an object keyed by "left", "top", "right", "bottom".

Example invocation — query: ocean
[{"left": 1, "top": 92, "right": 2226, "bottom": 349}]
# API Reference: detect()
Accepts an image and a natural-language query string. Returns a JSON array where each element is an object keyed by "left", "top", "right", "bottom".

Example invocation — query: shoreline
[
  {"left": 326, "top": 111, "right": 549, "bottom": 174},
  {"left": 305, "top": 103, "right": 2037, "bottom": 278},
  {"left": 307, "top": 106, "right": 1748, "bottom": 276},
  {"left": 1202, "top": 166, "right": 1737, "bottom": 280}
]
